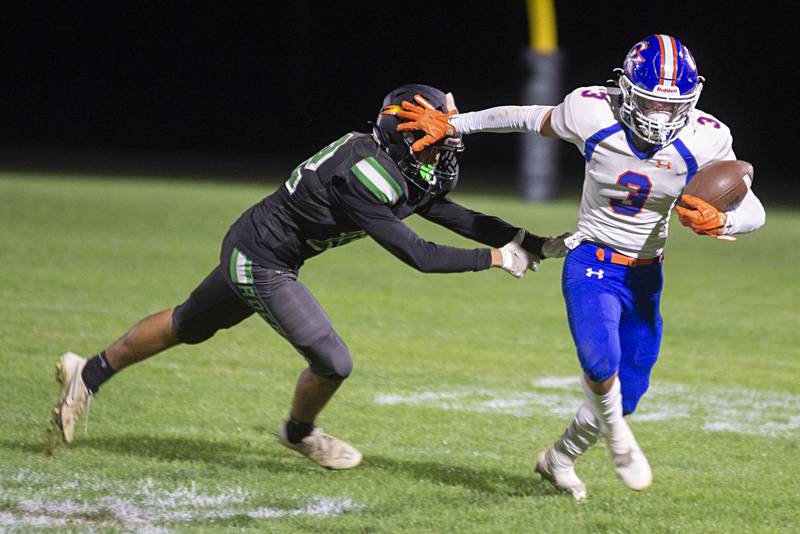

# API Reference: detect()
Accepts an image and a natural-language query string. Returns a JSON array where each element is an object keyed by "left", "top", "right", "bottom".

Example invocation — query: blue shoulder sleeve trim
[
  {"left": 584, "top": 123, "right": 623, "bottom": 162},
  {"left": 672, "top": 139, "right": 698, "bottom": 185}
]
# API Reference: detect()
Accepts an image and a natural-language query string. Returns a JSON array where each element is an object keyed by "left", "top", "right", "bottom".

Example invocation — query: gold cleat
[
  {"left": 277, "top": 425, "right": 362, "bottom": 470},
  {"left": 51, "top": 352, "right": 92, "bottom": 443}
]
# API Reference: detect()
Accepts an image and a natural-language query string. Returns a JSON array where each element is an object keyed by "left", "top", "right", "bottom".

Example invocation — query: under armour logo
[
  {"left": 586, "top": 268, "right": 604, "bottom": 279},
  {"left": 654, "top": 159, "right": 672, "bottom": 169}
]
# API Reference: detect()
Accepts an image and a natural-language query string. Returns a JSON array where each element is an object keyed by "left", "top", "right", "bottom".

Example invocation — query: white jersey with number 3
[{"left": 550, "top": 86, "right": 735, "bottom": 258}]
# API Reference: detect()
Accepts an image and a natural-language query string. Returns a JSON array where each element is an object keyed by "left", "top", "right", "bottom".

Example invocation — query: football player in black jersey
[{"left": 51, "top": 84, "right": 567, "bottom": 469}]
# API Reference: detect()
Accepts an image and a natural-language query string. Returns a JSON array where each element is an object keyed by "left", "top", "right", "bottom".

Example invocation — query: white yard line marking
[
  {"left": 532, "top": 376, "right": 580, "bottom": 389},
  {"left": 0, "top": 471, "right": 358, "bottom": 530},
  {"left": 373, "top": 377, "right": 800, "bottom": 438}
]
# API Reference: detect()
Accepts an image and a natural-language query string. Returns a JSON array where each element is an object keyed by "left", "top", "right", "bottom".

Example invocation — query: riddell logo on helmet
[{"left": 654, "top": 85, "right": 680, "bottom": 95}]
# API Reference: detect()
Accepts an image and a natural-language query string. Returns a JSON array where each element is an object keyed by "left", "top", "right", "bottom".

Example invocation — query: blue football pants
[{"left": 562, "top": 242, "right": 664, "bottom": 415}]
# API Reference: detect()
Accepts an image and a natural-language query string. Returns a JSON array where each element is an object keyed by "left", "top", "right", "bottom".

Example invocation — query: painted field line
[
  {"left": 373, "top": 377, "right": 800, "bottom": 438},
  {"left": 0, "top": 470, "right": 358, "bottom": 530}
]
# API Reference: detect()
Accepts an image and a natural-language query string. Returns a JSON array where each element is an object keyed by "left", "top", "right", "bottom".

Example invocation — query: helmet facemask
[
  {"left": 617, "top": 68, "right": 703, "bottom": 146},
  {"left": 397, "top": 132, "right": 464, "bottom": 196}
]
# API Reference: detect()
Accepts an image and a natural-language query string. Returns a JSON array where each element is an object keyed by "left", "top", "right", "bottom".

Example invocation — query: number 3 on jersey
[
  {"left": 285, "top": 133, "right": 354, "bottom": 194},
  {"left": 610, "top": 171, "right": 652, "bottom": 216}
]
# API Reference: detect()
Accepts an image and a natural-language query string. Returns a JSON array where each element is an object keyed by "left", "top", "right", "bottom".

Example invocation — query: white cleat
[
  {"left": 52, "top": 352, "right": 92, "bottom": 443},
  {"left": 277, "top": 425, "right": 362, "bottom": 470},
  {"left": 599, "top": 412, "right": 653, "bottom": 491},
  {"left": 610, "top": 445, "right": 652, "bottom": 491},
  {"left": 535, "top": 448, "right": 587, "bottom": 501}
]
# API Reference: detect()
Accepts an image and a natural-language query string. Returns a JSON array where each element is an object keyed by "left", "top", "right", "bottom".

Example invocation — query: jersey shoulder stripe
[
  {"left": 584, "top": 123, "right": 623, "bottom": 162},
  {"left": 672, "top": 139, "right": 699, "bottom": 185},
  {"left": 351, "top": 156, "right": 403, "bottom": 205}
]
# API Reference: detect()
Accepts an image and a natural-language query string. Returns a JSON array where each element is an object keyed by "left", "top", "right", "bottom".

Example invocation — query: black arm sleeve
[
  {"left": 331, "top": 179, "right": 492, "bottom": 273},
  {"left": 419, "top": 197, "right": 548, "bottom": 256}
]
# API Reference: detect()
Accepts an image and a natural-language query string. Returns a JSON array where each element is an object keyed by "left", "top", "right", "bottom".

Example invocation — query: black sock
[
  {"left": 285, "top": 417, "right": 314, "bottom": 444},
  {"left": 81, "top": 351, "right": 116, "bottom": 394}
]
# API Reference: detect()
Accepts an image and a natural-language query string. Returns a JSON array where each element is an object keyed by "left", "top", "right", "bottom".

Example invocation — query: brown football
[{"left": 681, "top": 160, "right": 753, "bottom": 211}]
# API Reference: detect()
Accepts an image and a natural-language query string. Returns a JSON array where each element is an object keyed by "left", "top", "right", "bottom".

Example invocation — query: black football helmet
[{"left": 372, "top": 84, "right": 464, "bottom": 197}]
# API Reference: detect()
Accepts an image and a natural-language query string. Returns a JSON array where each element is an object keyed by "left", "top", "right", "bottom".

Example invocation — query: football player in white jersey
[{"left": 395, "top": 34, "right": 765, "bottom": 500}]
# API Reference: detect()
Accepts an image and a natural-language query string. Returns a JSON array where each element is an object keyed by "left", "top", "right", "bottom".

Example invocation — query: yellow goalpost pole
[
  {"left": 520, "top": 0, "right": 562, "bottom": 201},
  {"left": 527, "top": 0, "right": 558, "bottom": 54}
]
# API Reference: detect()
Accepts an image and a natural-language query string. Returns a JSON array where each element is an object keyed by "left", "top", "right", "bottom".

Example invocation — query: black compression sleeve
[
  {"left": 420, "top": 197, "right": 547, "bottom": 256},
  {"left": 332, "top": 180, "right": 491, "bottom": 273}
]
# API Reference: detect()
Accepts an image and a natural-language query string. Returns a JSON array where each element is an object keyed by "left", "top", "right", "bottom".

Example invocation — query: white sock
[
  {"left": 580, "top": 374, "right": 638, "bottom": 455},
  {"left": 549, "top": 401, "right": 601, "bottom": 468}
]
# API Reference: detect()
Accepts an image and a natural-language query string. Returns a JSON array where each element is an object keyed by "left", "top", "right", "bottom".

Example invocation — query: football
[{"left": 681, "top": 160, "right": 753, "bottom": 211}]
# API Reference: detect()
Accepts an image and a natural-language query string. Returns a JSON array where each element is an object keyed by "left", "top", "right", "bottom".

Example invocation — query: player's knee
[
  {"left": 302, "top": 330, "right": 353, "bottom": 380},
  {"left": 309, "top": 354, "right": 353, "bottom": 380},
  {"left": 576, "top": 338, "right": 620, "bottom": 384},
  {"left": 581, "top": 360, "right": 616, "bottom": 384},
  {"left": 327, "top": 351, "right": 353, "bottom": 380},
  {"left": 172, "top": 305, "right": 216, "bottom": 345}
]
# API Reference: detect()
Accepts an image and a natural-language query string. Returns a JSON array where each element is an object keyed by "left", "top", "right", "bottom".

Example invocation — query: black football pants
[{"left": 171, "top": 242, "right": 353, "bottom": 379}]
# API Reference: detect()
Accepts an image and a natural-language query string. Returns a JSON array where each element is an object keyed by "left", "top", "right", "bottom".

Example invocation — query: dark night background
[{"left": 2, "top": 2, "right": 796, "bottom": 202}]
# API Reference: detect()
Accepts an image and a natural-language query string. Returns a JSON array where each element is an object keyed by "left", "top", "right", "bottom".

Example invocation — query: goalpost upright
[{"left": 519, "top": 0, "right": 562, "bottom": 201}]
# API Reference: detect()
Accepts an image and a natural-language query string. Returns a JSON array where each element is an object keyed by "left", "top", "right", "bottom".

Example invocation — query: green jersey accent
[
  {"left": 229, "top": 247, "right": 285, "bottom": 334},
  {"left": 351, "top": 156, "right": 403, "bottom": 205}
]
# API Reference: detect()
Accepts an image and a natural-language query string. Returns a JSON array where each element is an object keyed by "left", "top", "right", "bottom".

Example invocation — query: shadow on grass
[
  {"left": 1, "top": 433, "right": 306, "bottom": 474},
  {"left": 1, "top": 437, "right": 54, "bottom": 456},
  {"left": 2, "top": 436, "right": 557, "bottom": 498},
  {"left": 365, "top": 454, "right": 551, "bottom": 498}
]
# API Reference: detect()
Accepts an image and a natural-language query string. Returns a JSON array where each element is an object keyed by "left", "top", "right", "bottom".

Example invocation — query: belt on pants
[{"left": 594, "top": 247, "right": 662, "bottom": 267}]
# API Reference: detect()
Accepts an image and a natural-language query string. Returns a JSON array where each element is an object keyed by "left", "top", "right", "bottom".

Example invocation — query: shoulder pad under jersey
[
  {"left": 557, "top": 86, "right": 619, "bottom": 142},
  {"left": 682, "top": 108, "right": 734, "bottom": 162}
]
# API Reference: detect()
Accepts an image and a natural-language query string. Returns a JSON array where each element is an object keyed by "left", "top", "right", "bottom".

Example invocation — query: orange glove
[
  {"left": 675, "top": 194, "right": 730, "bottom": 238},
  {"left": 383, "top": 94, "right": 457, "bottom": 152}
]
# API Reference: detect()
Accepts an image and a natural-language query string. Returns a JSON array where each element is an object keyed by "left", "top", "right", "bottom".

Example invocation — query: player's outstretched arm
[
  {"left": 331, "top": 177, "right": 531, "bottom": 277},
  {"left": 396, "top": 96, "right": 560, "bottom": 152},
  {"left": 418, "top": 197, "right": 544, "bottom": 249},
  {"left": 450, "top": 106, "right": 559, "bottom": 138},
  {"left": 356, "top": 207, "right": 532, "bottom": 277},
  {"left": 419, "top": 196, "right": 570, "bottom": 271}
]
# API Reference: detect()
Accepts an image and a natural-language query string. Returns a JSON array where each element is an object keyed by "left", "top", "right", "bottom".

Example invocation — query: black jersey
[{"left": 228, "top": 132, "right": 540, "bottom": 272}]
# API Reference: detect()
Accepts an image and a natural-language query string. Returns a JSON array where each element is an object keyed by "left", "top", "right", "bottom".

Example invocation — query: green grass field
[{"left": 1, "top": 173, "right": 798, "bottom": 533}]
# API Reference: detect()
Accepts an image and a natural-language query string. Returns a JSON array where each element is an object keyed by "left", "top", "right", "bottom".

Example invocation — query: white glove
[
  {"left": 499, "top": 230, "right": 534, "bottom": 278},
  {"left": 541, "top": 232, "right": 572, "bottom": 259}
]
